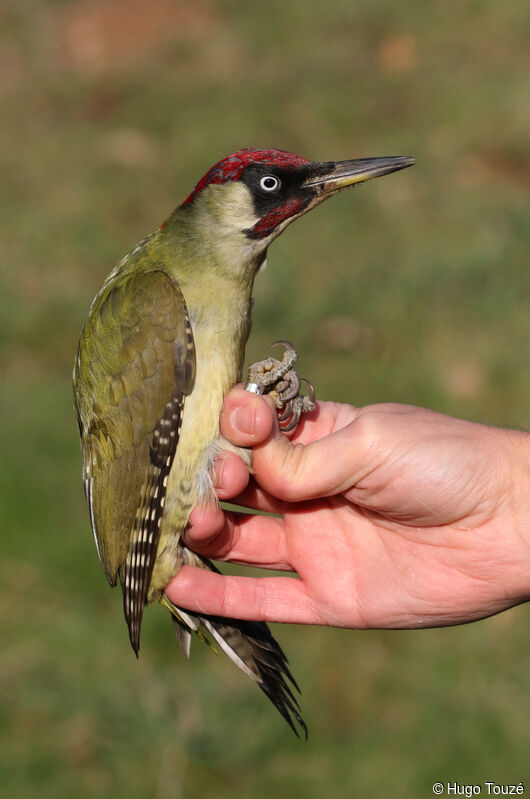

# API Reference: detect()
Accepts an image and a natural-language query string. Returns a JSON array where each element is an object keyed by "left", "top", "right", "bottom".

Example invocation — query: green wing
[{"left": 74, "top": 269, "right": 195, "bottom": 650}]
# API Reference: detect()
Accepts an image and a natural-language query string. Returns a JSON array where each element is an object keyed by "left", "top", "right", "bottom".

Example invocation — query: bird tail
[{"left": 160, "top": 560, "right": 307, "bottom": 738}]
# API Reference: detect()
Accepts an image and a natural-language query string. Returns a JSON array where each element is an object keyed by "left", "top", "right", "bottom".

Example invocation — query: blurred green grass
[{"left": 1, "top": 1, "right": 529, "bottom": 797}]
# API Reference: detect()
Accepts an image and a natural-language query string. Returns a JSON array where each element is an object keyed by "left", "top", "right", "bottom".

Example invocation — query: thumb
[
  {"left": 252, "top": 421, "right": 365, "bottom": 501},
  {"left": 220, "top": 388, "right": 367, "bottom": 502}
]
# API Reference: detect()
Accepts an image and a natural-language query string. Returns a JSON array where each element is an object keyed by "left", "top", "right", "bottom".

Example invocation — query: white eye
[{"left": 259, "top": 175, "right": 281, "bottom": 192}]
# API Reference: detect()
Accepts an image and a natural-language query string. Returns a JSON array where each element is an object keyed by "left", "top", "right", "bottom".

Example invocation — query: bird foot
[{"left": 245, "top": 340, "right": 315, "bottom": 432}]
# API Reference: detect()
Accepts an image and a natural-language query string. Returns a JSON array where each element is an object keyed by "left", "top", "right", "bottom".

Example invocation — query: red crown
[{"left": 182, "top": 148, "right": 310, "bottom": 206}]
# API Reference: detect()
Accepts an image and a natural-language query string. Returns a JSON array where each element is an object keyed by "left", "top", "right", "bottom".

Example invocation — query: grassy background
[{"left": 1, "top": 1, "right": 529, "bottom": 796}]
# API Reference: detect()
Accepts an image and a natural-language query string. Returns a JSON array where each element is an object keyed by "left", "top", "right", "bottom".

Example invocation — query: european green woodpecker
[{"left": 73, "top": 148, "right": 414, "bottom": 736}]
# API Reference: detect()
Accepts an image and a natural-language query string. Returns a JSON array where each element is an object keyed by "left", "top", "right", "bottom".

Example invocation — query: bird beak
[{"left": 305, "top": 156, "right": 415, "bottom": 195}]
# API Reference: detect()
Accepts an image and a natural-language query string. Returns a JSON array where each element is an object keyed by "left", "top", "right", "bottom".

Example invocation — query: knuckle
[
  {"left": 270, "top": 440, "right": 307, "bottom": 500},
  {"left": 350, "top": 408, "right": 389, "bottom": 455},
  {"left": 216, "top": 577, "right": 230, "bottom": 617},
  {"left": 252, "top": 581, "right": 269, "bottom": 621}
]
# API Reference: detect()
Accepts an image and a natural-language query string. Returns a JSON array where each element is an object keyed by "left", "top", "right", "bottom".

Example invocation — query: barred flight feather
[{"left": 123, "top": 389, "right": 185, "bottom": 653}]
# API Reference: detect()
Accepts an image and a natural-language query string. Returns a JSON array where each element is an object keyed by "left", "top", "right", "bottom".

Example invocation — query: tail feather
[
  {"left": 201, "top": 614, "right": 307, "bottom": 738},
  {"left": 171, "top": 616, "right": 192, "bottom": 659},
  {"left": 161, "top": 596, "right": 307, "bottom": 738}
]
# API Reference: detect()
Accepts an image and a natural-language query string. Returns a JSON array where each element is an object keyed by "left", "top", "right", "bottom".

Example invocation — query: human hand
[{"left": 165, "top": 390, "right": 530, "bottom": 629}]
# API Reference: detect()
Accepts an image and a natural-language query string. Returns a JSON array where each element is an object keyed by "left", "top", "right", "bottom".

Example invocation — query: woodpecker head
[{"left": 177, "top": 148, "right": 414, "bottom": 255}]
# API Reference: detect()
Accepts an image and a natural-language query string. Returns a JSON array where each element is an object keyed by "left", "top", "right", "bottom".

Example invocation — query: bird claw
[{"left": 245, "top": 341, "right": 316, "bottom": 433}]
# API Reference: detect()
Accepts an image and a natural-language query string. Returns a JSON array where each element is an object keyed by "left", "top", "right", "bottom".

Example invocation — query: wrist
[{"left": 502, "top": 428, "right": 530, "bottom": 600}]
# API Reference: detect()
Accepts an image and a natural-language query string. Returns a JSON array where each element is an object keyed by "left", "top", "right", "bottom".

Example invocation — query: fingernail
[{"left": 231, "top": 403, "right": 256, "bottom": 435}]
